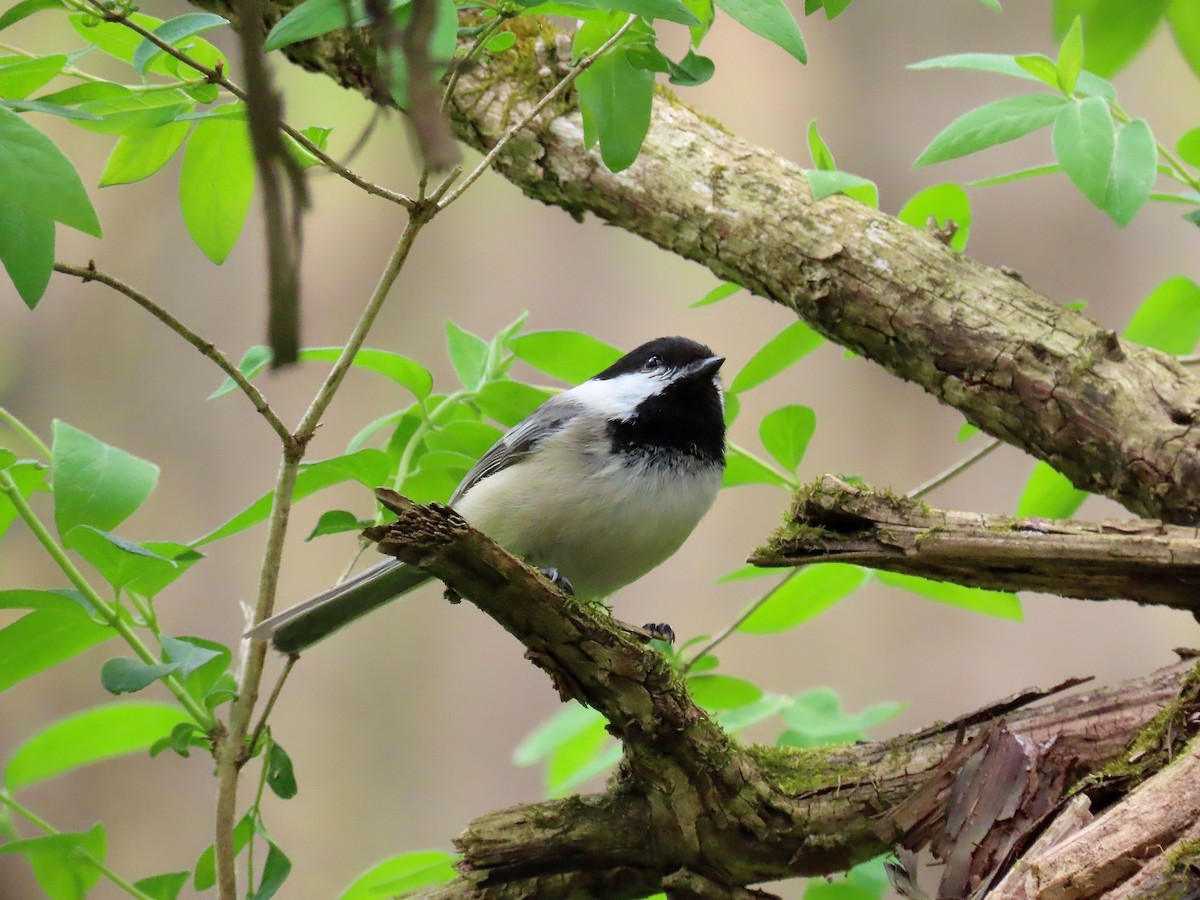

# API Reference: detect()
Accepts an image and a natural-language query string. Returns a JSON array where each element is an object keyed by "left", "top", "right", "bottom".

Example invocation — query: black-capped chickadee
[{"left": 248, "top": 336, "right": 727, "bottom": 654}]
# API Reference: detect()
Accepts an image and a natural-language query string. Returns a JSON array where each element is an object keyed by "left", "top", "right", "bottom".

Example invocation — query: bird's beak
[{"left": 692, "top": 355, "right": 725, "bottom": 380}]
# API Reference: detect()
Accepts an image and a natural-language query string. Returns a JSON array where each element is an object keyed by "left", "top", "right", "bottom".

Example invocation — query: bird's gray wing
[{"left": 450, "top": 394, "right": 582, "bottom": 505}]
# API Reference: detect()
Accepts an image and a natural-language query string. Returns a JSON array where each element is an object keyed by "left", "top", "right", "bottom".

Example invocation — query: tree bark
[
  {"left": 170, "top": 5, "right": 1200, "bottom": 895},
  {"left": 753, "top": 475, "right": 1200, "bottom": 614},
  {"left": 364, "top": 492, "right": 1198, "bottom": 898},
  {"left": 180, "top": 1, "right": 1200, "bottom": 525}
]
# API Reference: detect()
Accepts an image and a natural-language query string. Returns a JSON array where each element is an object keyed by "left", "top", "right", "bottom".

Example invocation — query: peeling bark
[
  {"left": 753, "top": 475, "right": 1200, "bottom": 614},
  {"left": 363, "top": 492, "right": 1196, "bottom": 897}
]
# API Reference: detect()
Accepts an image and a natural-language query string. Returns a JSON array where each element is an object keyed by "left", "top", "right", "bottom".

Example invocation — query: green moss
[
  {"left": 747, "top": 745, "right": 868, "bottom": 795},
  {"left": 1167, "top": 837, "right": 1200, "bottom": 871}
]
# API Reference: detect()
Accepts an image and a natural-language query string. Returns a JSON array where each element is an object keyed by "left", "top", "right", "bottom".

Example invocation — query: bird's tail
[{"left": 245, "top": 559, "right": 432, "bottom": 654}]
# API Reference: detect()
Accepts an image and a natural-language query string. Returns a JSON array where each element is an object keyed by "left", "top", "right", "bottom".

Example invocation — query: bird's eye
[{"left": 644, "top": 355, "right": 662, "bottom": 370}]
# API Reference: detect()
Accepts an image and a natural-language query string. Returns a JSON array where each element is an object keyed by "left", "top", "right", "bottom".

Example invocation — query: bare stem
[
  {"left": 909, "top": 436, "right": 1003, "bottom": 500},
  {"left": 0, "top": 406, "right": 51, "bottom": 459},
  {"left": 294, "top": 212, "right": 432, "bottom": 441},
  {"left": 437, "top": 15, "right": 638, "bottom": 210},
  {"left": 53, "top": 262, "right": 293, "bottom": 448}
]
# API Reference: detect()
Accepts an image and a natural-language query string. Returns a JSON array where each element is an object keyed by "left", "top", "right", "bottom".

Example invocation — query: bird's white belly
[{"left": 452, "top": 451, "right": 722, "bottom": 600}]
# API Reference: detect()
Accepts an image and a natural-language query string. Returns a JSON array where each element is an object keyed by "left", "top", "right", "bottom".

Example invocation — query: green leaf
[
  {"left": 484, "top": 31, "right": 516, "bottom": 52},
  {"left": 100, "top": 657, "right": 181, "bottom": 694},
  {"left": 909, "top": 52, "right": 1042, "bottom": 81},
  {"left": 263, "top": 0, "right": 373, "bottom": 51},
  {"left": 1056, "top": 16, "right": 1085, "bottom": 94},
  {"left": 0, "top": 55, "right": 66, "bottom": 100},
  {"left": 738, "top": 564, "right": 870, "bottom": 633},
  {"left": 65, "top": 526, "right": 178, "bottom": 590},
  {"left": 1123, "top": 276, "right": 1200, "bottom": 355},
  {"left": 179, "top": 116, "right": 254, "bottom": 263},
  {"left": 99, "top": 121, "right": 191, "bottom": 186},
  {"left": 125, "top": 541, "right": 203, "bottom": 598},
  {"left": 0, "top": 824, "right": 105, "bottom": 900},
  {"left": 32, "top": 82, "right": 133, "bottom": 106},
  {"left": 339, "top": 851, "right": 458, "bottom": 899},
  {"left": 305, "top": 509, "right": 371, "bottom": 540},
  {"left": 194, "top": 814, "right": 253, "bottom": 891},
  {"left": 916, "top": 94, "right": 1067, "bottom": 167},
  {"left": 1016, "top": 460, "right": 1088, "bottom": 517},
  {"left": 1103, "top": 118, "right": 1157, "bottom": 226},
  {"left": 5, "top": 702, "right": 189, "bottom": 791},
  {"left": 1052, "top": 97, "right": 1115, "bottom": 210},
  {"left": 602, "top": 0, "right": 698, "bottom": 24},
  {"left": 0, "top": 107, "right": 101, "bottom": 235},
  {"left": 716, "top": 693, "right": 792, "bottom": 733},
  {"left": 687, "top": 673, "right": 763, "bottom": 709},
  {"left": 0, "top": 0, "right": 64, "bottom": 32},
  {"left": 0, "top": 98, "right": 103, "bottom": 120},
  {"left": 876, "top": 571, "right": 1023, "bottom": 620},
  {"left": 759, "top": 405, "right": 816, "bottom": 473},
  {"left": 574, "top": 21, "right": 655, "bottom": 172},
  {"left": 780, "top": 688, "right": 903, "bottom": 747},
  {"left": 475, "top": 381, "right": 554, "bottom": 427},
  {"left": 1012, "top": 53, "right": 1057, "bottom": 90},
  {"left": 729, "top": 320, "right": 824, "bottom": 393},
  {"left": 210, "top": 346, "right": 433, "bottom": 400},
  {"left": 1178, "top": 127, "right": 1200, "bottom": 169},
  {"left": 424, "top": 421, "right": 504, "bottom": 459},
  {"left": 714, "top": 0, "right": 806, "bottom": 63},
  {"left": 69, "top": 12, "right": 173, "bottom": 71},
  {"left": 132, "top": 872, "right": 189, "bottom": 900},
  {"left": 0, "top": 195, "right": 54, "bottom": 308},
  {"left": 160, "top": 634, "right": 221, "bottom": 679},
  {"left": 898, "top": 182, "right": 972, "bottom": 251},
  {"left": 511, "top": 330, "right": 622, "bottom": 383},
  {"left": 957, "top": 422, "right": 980, "bottom": 442},
  {"left": 250, "top": 839, "right": 292, "bottom": 900},
  {"left": 195, "top": 448, "right": 392, "bottom": 544},
  {"left": 0, "top": 460, "right": 49, "bottom": 539},
  {"left": 132, "top": 13, "right": 229, "bottom": 74},
  {"left": 723, "top": 445, "right": 790, "bottom": 488},
  {"left": 51, "top": 420, "right": 158, "bottom": 538},
  {"left": 1055, "top": 0, "right": 1169, "bottom": 77},
  {"left": 805, "top": 169, "right": 878, "bottom": 207},
  {"left": 0, "top": 591, "right": 112, "bottom": 693},
  {"left": 446, "top": 320, "right": 489, "bottom": 389},
  {"left": 1170, "top": 0, "right": 1200, "bottom": 81},
  {"left": 806, "top": 118, "right": 835, "bottom": 170},
  {"left": 265, "top": 738, "right": 298, "bottom": 799},
  {"left": 967, "top": 163, "right": 1062, "bottom": 187},
  {"left": 283, "top": 124, "right": 333, "bottom": 169},
  {"left": 546, "top": 716, "right": 613, "bottom": 795},
  {"left": 690, "top": 281, "right": 741, "bottom": 307},
  {"left": 513, "top": 702, "right": 600, "bottom": 766}
]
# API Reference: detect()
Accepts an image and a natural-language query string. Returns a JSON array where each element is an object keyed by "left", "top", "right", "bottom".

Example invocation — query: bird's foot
[
  {"left": 641, "top": 622, "right": 676, "bottom": 644},
  {"left": 538, "top": 567, "right": 575, "bottom": 596}
]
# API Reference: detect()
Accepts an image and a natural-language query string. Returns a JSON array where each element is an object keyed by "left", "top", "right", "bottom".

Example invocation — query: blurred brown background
[{"left": 2, "top": 0, "right": 1199, "bottom": 896}]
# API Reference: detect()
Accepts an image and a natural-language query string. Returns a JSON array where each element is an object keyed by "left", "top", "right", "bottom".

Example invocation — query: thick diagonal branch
[
  {"left": 751, "top": 475, "right": 1200, "bottom": 613},
  {"left": 175, "top": 4, "right": 1200, "bottom": 525},
  {"left": 363, "top": 491, "right": 1196, "bottom": 898}
]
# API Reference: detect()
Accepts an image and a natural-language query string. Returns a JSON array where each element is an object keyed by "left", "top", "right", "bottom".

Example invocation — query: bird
[{"left": 247, "top": 335, "right": 727, "bottom": 654}]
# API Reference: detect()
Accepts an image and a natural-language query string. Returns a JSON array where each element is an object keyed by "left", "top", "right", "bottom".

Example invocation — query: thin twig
[
  {"left": 685, "top": 435, "right": 1004, "bottom": 670},
  {"left": 247, "top": 655, "right": 297, "bottom": 756},
  {"left": 53, "top": 262, "right": 294, "bottom": 447},
  {"left": 88, "top": 5, "right": 416, "bottom": 211},
  {"left": 438, "top": 16, "right": 504, "bottom": 116},
  {"left": 0, "top": 792, "right": 156, "bottom": 900},
  {"left": 681, "top": 570, "right": 800, "bottom": 674},
  {"left": 294, "top": 211, "right": 432, "bottom": 442},
  {"left": 437, "top": 15, "right": 638, "bottom": 210},
  {"left": 909, "top": 436, "right": 1003, "bottom": 500},
  {"left": 0, "top": 406, "right": 51, "bottom": 459}
]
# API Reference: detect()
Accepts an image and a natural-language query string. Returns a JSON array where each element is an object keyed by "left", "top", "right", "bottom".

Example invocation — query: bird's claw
[
  {"left": 642, "top": 622, "right": 675, "bottom": 644},
  {"left": 538, "top": 567, "right": 575, "bottom": 596}
]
